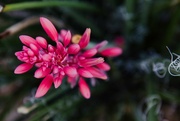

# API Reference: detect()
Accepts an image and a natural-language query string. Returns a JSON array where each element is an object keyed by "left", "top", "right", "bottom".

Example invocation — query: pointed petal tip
[
  {"left": 79, "top": 78, "right": 91, "bottom": 99},
  {"left": 78, "top": 68, "right": 93, "bottom": 78},
  {"left": 78, "top": 28, "right": 91, "bottom": 49},
  {"left": 63, "top": 30, "right": 71, "bottom": 46},
  {"left": 84, "top": 94, "right": 91, "bottom": 99},
  {"left": 100, "top": 47, "right": 123, "bottom": 57},
  {"left": 97, "top": 62, "right": 110, "bottom": 71},
  {"left": 79, "top": 57, "right": 104, "bottom": 67},
  {"left": 94, "top": 40, "right": 108, "bottom": 50},
  {"left": 86, "top": 28, "right": 91, "bottom": 35},
  {"left": 35, "top": 74, "right": 53, "bottom": 98},
  {"left": 54, "top": 84, "right": 59, "bottom": 89},
  {"left": 14, "top": 63, "right": 33, "bottom": 74},
  {"left": 40, "top": 17, "right": 58, "bottom": 41},
  {"left": 101, "top": 76, "right": 108, "bottom": 80},
  {"left": 35, "top": 93, "right": 42, "bottom": 98},
  {"left": 82, "top": 48, "right": 97, "bottom": 57},
  {"left": 54, "top": 77, "right": 63, "bottom": 88},
  {"left": 40, "top": 16, "right": 45, "bottom": 20},
  {"left": 67, "top": 77, "right": 77, "bottom": 88},
  {"left": 36, "top": 36, "right": 48, "bottom": 49},
  {"left": 19, "top": 35, "right": 37, "bottom": 47},
  {"left": 87, "top": 67, "right": 108, "bottom": 80},
  {"left": 19, "top": 35, "right": 27, "bottom": 39},
  {"left": 34, "top": 67, "right": 51, "bottom": 79},
  {"left": 67, "top": 44, "right": 80, "bottom": 54}
]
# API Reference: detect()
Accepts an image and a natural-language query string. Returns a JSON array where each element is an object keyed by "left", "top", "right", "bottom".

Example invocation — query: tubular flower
[{"left": 14, "top": 17, "right": 123, "bottom": 99}]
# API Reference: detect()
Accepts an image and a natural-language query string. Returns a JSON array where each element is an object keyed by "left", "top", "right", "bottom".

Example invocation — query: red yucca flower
[{"left": 14, "top": 17, "right": 122, "bottom": 99}]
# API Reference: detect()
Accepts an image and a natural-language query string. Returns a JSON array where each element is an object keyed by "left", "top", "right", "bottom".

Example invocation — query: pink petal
[
  {"left": 63, "top": 30, "right": 71, "bottom": 46},
  {"left": 40, "top": 17, "right": 58, "bottom": 41},
  {"left": 35, "top": 74, "right": 53, "bottom": 98},
  {"left": 86, "top": 67, "right": 107, "bottom": 80},
  {"left": 56, "top": 42, "right": 66, "bottom": 56},
  {"left": 64, "top": 66, "right": 78, "bottom": 77},
  {"left": 27, "top": 49, "right": 34, "bottom": 56},
  {"left": 53, "top": 66, "right": 59, "bottom": 74},
  {"left": 54, "top": 75, "right": 63, "bottom": 88},
  {"left": 94, "top": 40, "right": 108, "bottom": 50},
  {"left": 48, "top": 45, "right": 55, "bottom": 52},
  {"left": 34, "top": 67, "right": 51, "bottom": 78},
  {"left": 79, "top": 57, "right": 104, "bottom": 67},
  {"left": 35, "top": 62, "right": 43, "bottom": 68},
  {"left": 96, "top": 62, "right": 110, "bottom": 71},
  {"left": 14, "top": 63, "right": 33, "bottom": 74},
  {"left": 19, "top": 35, "right": 37, "bottom": 47},
  {"left": 42, "top": 54, "right": 52, "bottom": 61},
  {"left": 100, "top": 47, "right": 123, "bottom": 57},
  {"left": 29, "top": 44, "right": 39, "bottom": 55},
  {"left": 78, "top": 28, "right": 91, "bottom": 49},
  {"left": 67, "top": 77, "right": 77, "bottom": 88},
  {"left": 36, "top": 36, "right": 48, "bottom": 49},
  {"left": 78, "top": 68, "right": 93, "bottom": 78},
  {"left": 56, "top": 42, "right": 64, "bottom": 52},
  {"left": 67, "top": 44, "right": 80, "bottom": 54},
  {"left": 59, "top": 29, "right": 68, "bottom": 41},
  {"left": 82, "top": 48, "right": 97, "bottom": 58},
  {"left": 15, "top": 51, "right": 24, "bottom": 61},
  {"left": 15, "top": 51, "right": 21, "bottom": 57},
  {"left": 79, "top": 77, "right": 90, "bottom": 99}
]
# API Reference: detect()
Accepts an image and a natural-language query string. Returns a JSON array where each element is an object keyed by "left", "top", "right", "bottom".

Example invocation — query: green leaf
[{"left": 3, "top": 1, "right": 98, "bottom": 12}]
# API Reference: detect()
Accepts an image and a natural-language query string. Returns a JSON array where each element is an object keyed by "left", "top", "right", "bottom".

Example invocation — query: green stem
[
  {"left": 124, "top": 0, "right": 135, "bottom": 38},
  {"left": 146, "top": 75, "right": 159, "bottom": 121},
  {"left": 3, "top": 1, "right": 97, "bottom": 12},
  {"left": 163, "top": 5, "right": 180, "bottom": 48},
  {"left": 124, "top": 0, "right": 135, "bottom": 53},
  {"left": 140, "top": 0, "right": 152, "bottom": 26}
]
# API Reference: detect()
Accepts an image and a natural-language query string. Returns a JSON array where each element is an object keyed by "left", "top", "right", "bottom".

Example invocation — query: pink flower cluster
[{"left": 14, "top": 17, "right": 122, "bottom": 99}]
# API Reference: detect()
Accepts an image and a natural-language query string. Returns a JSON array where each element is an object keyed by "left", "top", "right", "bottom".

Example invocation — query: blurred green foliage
[{"left": 0, "top": 0, "right": 180, "bottom": 121}]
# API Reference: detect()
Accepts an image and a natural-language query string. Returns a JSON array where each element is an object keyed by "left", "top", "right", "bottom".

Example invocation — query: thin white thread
[
  {"left": 140, "top": 60, "right": 151, "bottom": 73},
  {"left": 138, "top": 95, "right": 162, "bottom": 121},
  {"left": 152, "top": 62, "right": 167, "bottom": 78},
  {"left": 166, "top": 46, "right": 180, "bottom": 76}
]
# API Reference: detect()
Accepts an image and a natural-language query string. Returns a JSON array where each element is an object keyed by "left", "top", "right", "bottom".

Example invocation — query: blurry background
[{"left": 0, "top": 0, "right": 180, "bottom": 121}]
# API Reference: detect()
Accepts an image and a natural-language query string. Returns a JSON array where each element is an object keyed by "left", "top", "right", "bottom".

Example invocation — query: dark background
[{"left": 0, "top": 0, "right": 180, "bottom": 121}]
